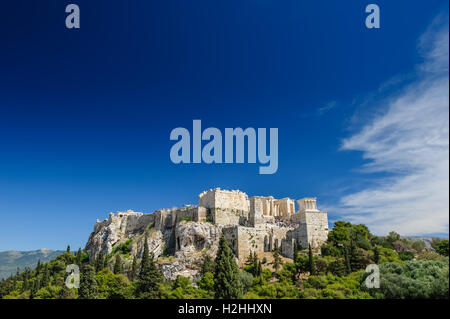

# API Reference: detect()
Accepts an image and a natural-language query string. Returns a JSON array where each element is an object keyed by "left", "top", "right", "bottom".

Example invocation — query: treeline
[{"left": 1, "top": 222, "right": 448, "bottom": 299}]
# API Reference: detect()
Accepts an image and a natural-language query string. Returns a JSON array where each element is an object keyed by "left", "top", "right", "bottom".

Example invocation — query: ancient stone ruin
[{"left": 85, "top": 188, "right": 329, "bottom": 280}]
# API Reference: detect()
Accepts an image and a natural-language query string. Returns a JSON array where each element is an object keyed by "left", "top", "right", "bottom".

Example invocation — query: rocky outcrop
[
  {"left": 175, "top": 221, "right": 222, "bottom": 257},
  {"left": 84, "top": 210, "right": 154, "bottom": 258},
  {"left": 84, "top": 211, "right": 222, "bottom": 281}
]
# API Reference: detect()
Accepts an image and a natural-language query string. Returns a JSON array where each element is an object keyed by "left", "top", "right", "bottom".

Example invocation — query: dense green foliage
[
  {"left": 431, "top": 238, "right": 449, "bottom": 257},
  {"left": 1, "top": 223, "right": 448, "bottom": 299},
  {"left": 367, "top": 259, "right": 449, "bottom": 299},
  {"left": 213, "top": 236, "right": 243, "bottom": 298},
  {"left": 135, "top": 236, "right": 163, "bottom": 298}
]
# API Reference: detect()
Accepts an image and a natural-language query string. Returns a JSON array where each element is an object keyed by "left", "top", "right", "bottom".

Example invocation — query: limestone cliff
[{"left": 84, "top": 210, "right": 222, "bottom": 281}]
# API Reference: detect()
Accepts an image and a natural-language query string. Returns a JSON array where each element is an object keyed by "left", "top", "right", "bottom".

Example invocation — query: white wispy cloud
[
  {"left": 318, "top": 101, "right": 337, "bottom": 115},
  {"left": 337, "top": 17, "right": 449, "bottom": 235}
]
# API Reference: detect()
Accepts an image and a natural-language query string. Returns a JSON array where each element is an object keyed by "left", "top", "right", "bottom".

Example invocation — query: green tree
[
  {"left": 113, "top": 255, "right": 122, "bottom": 274},
  {"left": 373, "top": 246, "right": 380, "bottom": 264},
  {"left": 344, "top": 244, "right": 351, "bottom": 274},
  {"left": 76, "top": 248, "right": 82, "bottom": 266},
  {"left": 386, "top": 232, "right": 401, "bottom": 245},
  {"left": 327, "top": 221, "right": 352, "bottom": 244},
  {"left": 95, "top": 251, "right": 105, "bottom": 272},
  {"left": 433, "top": 239, "right": 449, "bottom": 257},
  {"left": 108, "top": 274, "right": 133, "bottom": 299},
  {"left": 136, "top": 237, "right": 163, "bottom": 298},
  {"left": 30, "top": 278, "right": 40, "bottom": 299},
  {"left": 270, "top": 247, "right": 283, "bottom": 272},
  {"left": 22, "top": 277, "right": 29, "bottom": 293},
  {"left": 244, "top": 251, "right": 262, "bottom": 277},
  {"left": 295, "top": 254, "right": 309, "bottom": 274},
  {"left": 200, "top": 255, "right": 215, "bottom": 275},
  {"left": 213, "top": 235, "right": 243, "bottom": 299},
  {"left": 197, "top": 272, "right": 215, "bottom": 294},
  {"left": 348, "top": 238, "right": 359, "bottom": 271},
  {"left": 328, "top": 259, "right": 347, "bottom": 277},
  {"left": 308, "top": 244, "right": 315, "bottom": 275},
  {"left": 66, "top": 245, "right": 71, "bottom": 254},
  {"left": 41, "top": 265, "right": 50, "bottom": 287},
  {"left": 245, "top": 251, "right": 255, "bottom": 267},
  {"left": 293, "top": 241, "right": 299, "bottom": 261},
  {"left": 130, "top": 256, "right": 138, "bottom": 281},
  {"left": 254, "top": 255, "right": 262, "bottom": 277},
  {"left": 79, "top": 265, "right": 98, "bottom": 299}
]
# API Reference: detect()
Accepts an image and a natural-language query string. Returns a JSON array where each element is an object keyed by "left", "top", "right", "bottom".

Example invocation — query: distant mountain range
[
  {"left": 402, "top": 236, "right": 447, "bottom": 249},
  {"left": 0, "top": 249, "right": 65, "bottom": 279}
]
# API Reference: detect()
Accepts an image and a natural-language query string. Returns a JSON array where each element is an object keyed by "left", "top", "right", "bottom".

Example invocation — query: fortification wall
[
  {"left": 194, "top": 206, "right": 208, "bottom": 222},
  {"left": 198, "top": 189, "right": 216, "bottom": 209},
  {"left": 212, "top": 208, "right": 247, "bottom": 225},
  {"left": 199, "top": 188, "right": 249, "bottom": 212},
  {"left": 222, "top": 226, "right": 266, "bottom": 265},
  {"left": 249, "top": 197, "right": 265, "bottom": 227},
  {"left": 217, "top": 190, "right": 249, "bottom": 211},
  {"left": 292, "top": 211, "right": 329, "bottom": 248}
]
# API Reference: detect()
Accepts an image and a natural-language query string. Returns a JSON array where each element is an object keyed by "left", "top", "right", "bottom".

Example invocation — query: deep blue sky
[{"left": 0, "top": 1, "right": 448, "bottom": 250}]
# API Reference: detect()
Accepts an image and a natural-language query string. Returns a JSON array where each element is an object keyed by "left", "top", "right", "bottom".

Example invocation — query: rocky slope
[{"left": 84, "top": 210, "right": 222, "bottom": 281}]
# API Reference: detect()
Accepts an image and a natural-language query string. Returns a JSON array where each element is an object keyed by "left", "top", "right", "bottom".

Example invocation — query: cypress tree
[
  {"left": 76, "top": 248, "right": 82, "bottom": 266},
  {"left": 59, "top": 285, "right": 72, "bottom": 299},
  {"left": 79, "top": 265, "right": 97, "bottom": 299},
  {"left": 22, "top": 277, "right": 29, "bottom": 293},
  {"left": 308, "top": 244, "right": 315, "bottom": 275},
  {"left": 30, "top": 278, "right": 39, "bottom": 299},
  {"left": 200, "top": 255, "right": 215, "bottom": 275},
  {"left": 349, "top": 238, "right": 359, "bottom": 270},
  {"left": 96, "top": 251, "right": 105, "bottom": 272},
  {"left": 270, "top": 247, "right": 283, "bottom": 272},
  {"left": 136, "top": 237, "right": 163, "bottom": 298},
  {"left": 213, "top": 235, "right": 243, "bottom": 299},
  {"left": 66, "top": 245, "right": 71, "bottom": 254},
  {"left": 344, "top": 244, "right": 352, "bottom": 274},
  {"left": 293, "top": 241, "right": 299, "bottom": 262},
  {"left": 255, "top": 260, "right": 262, "bottom": 277},
  {"left": 130, "top": 256, "right": 138, "bottom": 281},
  {"left": 12, "top": 273, "right": 17, "bottom": 291},
  {"left": 102, "top": 253, "right": 108, "bottom": 270},
  {"left": 374, "top": 246, "right": 380, "bottom": 264},
  {"left": 41, "top": 265, "right": 50, "bottom": 287},
  {"left": 113, "top": 255, "right": 122, "bottom": 274},
  {"left": 245, "top": 251, "right": 254, "bottom": 266},
  {"left": 252, "top": 252, "right": 261, "bottom": 277}
]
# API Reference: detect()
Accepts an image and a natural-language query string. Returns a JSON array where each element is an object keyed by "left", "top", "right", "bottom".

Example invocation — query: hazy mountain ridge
[
  {"left": 402, "top": 236, "right": 447, "bottom": 249},
  {"left": 0, "top": 249, "right": 64, "bottom": 279}
]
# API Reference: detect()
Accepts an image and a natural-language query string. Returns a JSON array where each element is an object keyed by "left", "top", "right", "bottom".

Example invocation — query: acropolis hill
[{"left": 85, "top": 188, "right": 329, "bottom": 280}]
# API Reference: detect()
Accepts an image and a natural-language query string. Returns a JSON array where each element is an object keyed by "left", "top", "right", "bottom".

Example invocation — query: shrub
[
  {"left": 398, "top": 251, "right": 415, "bottom": 261},
  {"left": 238, "top": 271, "right": 254, "bottom": 294},
  {"left": 321, "top": 243, "right": 342, "bottom": 257},
  {"left": 371, "top": 259, "right": 449, "bottom": 299},
  {"left": 112, "top": 238, "right": 133, "bottom": 255}
]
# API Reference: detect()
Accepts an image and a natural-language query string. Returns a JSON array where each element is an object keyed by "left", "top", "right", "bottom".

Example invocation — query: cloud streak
[{"left": 337, "top": 17, "right": 449, "bottom": 235}]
